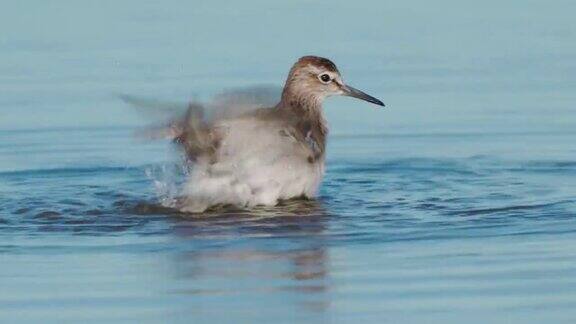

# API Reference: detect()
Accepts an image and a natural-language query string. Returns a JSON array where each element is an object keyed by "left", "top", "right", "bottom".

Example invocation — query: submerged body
[{"left": 129, "top": 56, "right": 383, "bottom": 212}]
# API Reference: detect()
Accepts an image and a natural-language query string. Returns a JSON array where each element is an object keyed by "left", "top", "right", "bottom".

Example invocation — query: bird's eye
[{"left": 319, "top": 73, "right": 331, "bottom": 83}]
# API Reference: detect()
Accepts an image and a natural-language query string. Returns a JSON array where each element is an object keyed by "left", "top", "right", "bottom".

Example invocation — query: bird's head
[{"left": 282, "top": 56, "right": 384, "bottom": 107}]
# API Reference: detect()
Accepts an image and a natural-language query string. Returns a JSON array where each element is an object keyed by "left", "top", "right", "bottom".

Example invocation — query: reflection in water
[{"left": 166, "top": 200, "right": 332, "bottom": 316}]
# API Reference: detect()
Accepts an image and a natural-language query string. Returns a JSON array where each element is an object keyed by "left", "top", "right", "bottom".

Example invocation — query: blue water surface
[{"left": 1, "top": 1, "right": 576, "bottom": 323}]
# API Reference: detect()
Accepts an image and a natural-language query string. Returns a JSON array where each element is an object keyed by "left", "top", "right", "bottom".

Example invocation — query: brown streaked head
[
  {"left": 281, "top": 55, "right": 384, "bottom": 107},
  {"left": 293, "top": 56, "right": 340, "bottom": 74}
]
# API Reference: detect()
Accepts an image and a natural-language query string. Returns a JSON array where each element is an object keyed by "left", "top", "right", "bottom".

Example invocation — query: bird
[{"left": 124, "top": 56, "right": 384, "bottom": 212}]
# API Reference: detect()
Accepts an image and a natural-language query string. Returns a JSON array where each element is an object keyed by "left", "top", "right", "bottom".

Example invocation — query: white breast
[{"left": 178, "top": 117, "right": 324, "bottom": 213}]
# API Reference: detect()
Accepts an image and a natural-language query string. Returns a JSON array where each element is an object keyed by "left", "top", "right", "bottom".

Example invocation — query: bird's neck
[
  {"left": 277, "top": 88, "right": 329, "bottom": 156},
  {"left": 279, "top": 90, "right": 322, "bottom": 117}
]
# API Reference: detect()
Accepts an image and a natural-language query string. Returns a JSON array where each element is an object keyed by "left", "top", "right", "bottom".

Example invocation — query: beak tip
[
  {"left": 342, "top": 84, "right": 385, "bottom": 108},
  {"left": 371, "top": 98, "right": 385, "bottom": 107}
]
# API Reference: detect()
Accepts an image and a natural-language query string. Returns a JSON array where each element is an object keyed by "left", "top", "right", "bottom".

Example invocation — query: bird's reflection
[{"left": 166, "top": 199, "right": 332, "bottom": 315}]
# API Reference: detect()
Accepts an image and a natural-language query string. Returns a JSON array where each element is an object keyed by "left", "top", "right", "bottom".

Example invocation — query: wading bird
[{"left": 124, "top": 56, "right": 384, "bottom": 212}]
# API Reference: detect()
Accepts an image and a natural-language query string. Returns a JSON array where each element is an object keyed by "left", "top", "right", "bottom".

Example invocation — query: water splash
[{"left": 145, "top": 161, "right": 189, "bottom": 209}]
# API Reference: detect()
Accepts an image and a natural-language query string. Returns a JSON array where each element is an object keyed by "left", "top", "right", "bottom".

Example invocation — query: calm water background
[{"left": 1, "top": 1, "right": 576, "bottom": 323}]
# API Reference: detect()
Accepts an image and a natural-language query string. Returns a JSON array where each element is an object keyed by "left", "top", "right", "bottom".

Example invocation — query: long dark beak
[{"left": 341, "top": 84, "right": 384, "bottom": 107}]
